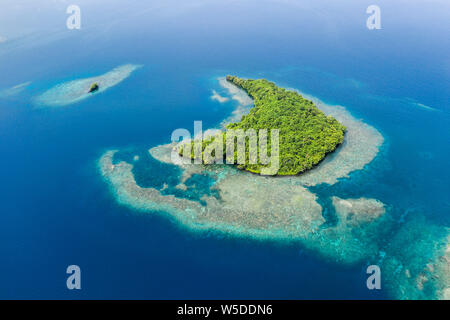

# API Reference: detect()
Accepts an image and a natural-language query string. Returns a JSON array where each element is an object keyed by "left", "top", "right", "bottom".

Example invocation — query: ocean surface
[{"left": 0, "top": 0, "right": 448, "bottom": 299}]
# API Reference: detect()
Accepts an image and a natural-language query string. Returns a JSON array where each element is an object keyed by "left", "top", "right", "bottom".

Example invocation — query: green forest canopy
[{"left": 179, "top": 76, "right": 346, "bottom": 176}]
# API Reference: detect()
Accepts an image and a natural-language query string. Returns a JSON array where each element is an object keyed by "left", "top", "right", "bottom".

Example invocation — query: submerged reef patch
[
  {"left": 100, "top": 148, "right": 324, "bottom": 240},
  {"left": 99, "top": 78, "right": 389, "bottom": 264},
  {"left": 34, "top": 64, "right": 141, "bottom": 107},
  {"left": 332, "top": 196, "right": 386, "bottom": 226},
  {"left": 381, "top": 217, "right": 449, "bottom": 300},
  {"left": 217, "top": 77, "right": 253, "bottom": 127},
  {"left": 295, "top": 98, "right": 384, "bottom": 186},
  {"left": 0, "top": 81, "right": 31, "bottom": 98},
  {"left": 182, "top": 76, "right": 347, "bottom": 176},
  {"left": 98, "top": 76, "right": 448, "bottom": 298}
]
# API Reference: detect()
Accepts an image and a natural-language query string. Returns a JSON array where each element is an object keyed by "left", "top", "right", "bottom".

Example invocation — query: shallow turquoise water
[{"left": 0, "top": 0, "right": 448, "bottom": 299}]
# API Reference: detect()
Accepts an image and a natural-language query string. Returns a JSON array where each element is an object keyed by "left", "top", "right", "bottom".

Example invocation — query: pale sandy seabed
[
  {"left": 0, "top": 81, "right": 31, "bottom": 98},
  {"left": 33, "top": 64, "right": 142, "bottom": 107},
  {"left": 99, "top": 77, "right": 449, "bottom": 299}
]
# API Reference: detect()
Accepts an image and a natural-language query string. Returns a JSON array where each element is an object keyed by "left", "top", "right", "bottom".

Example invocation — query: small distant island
[
  {"left": 89, "top": 82, "right": 99, "bottom": 93},
  {"left": 180, "top": 76, "right": 346, "bottom": 175}
]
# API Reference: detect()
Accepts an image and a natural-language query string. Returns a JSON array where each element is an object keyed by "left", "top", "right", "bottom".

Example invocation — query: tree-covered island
[
  {"left": 88, "top": 82, "right": 99, "bottom": 93},
  {"left": 179, "top": 76, "right": 346, "bottom": 175}
]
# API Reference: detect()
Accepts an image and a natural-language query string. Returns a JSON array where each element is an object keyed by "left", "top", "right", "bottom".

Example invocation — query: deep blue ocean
[{"left": 0, "top": 0, "right": 448, "bottom": 299}]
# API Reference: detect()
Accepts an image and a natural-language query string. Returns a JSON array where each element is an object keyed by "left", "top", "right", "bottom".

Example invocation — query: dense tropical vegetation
[{"left": 179, "top": 76, "right": 346, "bottom": 175}]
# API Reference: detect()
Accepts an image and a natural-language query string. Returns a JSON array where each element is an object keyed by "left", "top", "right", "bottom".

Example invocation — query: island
[
  {"left": 88, "top": 82, "right": 99, "bottom": 93},
  {"left": 179, "top": 76, "right": 346, "bottom": 175},
  {"left": 33, "top": 64, "right": 142, "bottom": 107}
]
